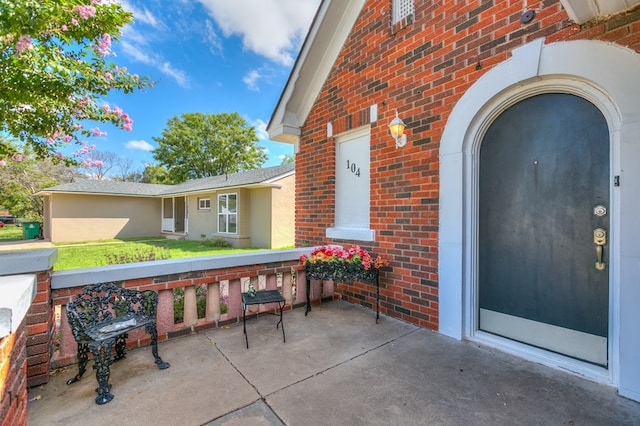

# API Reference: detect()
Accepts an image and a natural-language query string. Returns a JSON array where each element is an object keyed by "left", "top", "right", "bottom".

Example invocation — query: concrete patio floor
[{"left": 27, "top": 301, "right": 640, "bottom": 426}]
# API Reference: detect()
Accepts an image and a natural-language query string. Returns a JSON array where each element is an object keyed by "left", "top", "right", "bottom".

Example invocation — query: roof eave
[
  {"left": 269, "top": 123, "right": 302, "bottom": 145},
  {"left": 267, "top": 0, "right": 366, "bottom": 146},
  {"left": 37, "top": 190, "right": 160, "bottom": 198},
  {"left": 560, "top": 0, "right": 640, "bottom": 24},
  {"left": 160, "top": 182, "right": 285, "bottom": 198}
]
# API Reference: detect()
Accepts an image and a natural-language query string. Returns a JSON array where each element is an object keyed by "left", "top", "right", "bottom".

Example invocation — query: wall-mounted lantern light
[{"left": 389, "top": 111, "right": 407, "bottom": 148}]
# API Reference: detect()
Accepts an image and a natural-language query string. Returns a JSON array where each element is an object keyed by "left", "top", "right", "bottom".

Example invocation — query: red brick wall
[
  {"left": 4, "top": 258, "right": 301, "bottom": 388},
  {"left": 1, "top": 318, "right": 29, "bottom": 426},
  {"left": 26, "top": 271, "right": 53, "bottom": 388},
  {"left": 296, "top": 0, "right": 640, "bottom": 329},
  {"left": 50, "top": 260, "right": 301, "bottom": 366}
]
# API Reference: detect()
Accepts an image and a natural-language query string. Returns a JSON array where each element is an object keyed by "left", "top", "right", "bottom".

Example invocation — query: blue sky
[{"left": 83, "top": 0, "right": 320, "bottom": 172}]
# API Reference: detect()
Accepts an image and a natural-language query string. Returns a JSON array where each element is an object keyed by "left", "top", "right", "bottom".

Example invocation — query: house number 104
[{"left": 346, "top": 160, "right": 361, "bottom": 177}]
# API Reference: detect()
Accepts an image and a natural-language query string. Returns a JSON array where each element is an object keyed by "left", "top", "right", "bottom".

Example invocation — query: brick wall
[
  {"left": 1, "top": 317, "right": 28, "bottom": 426},
  {"left": 50, "top": 260, "right": 301, "bottom": 367},
  {"left": 295, "top": 0, "right": 640, "bottom": 329},
  {"left": 25, "top": 271, "right": 53, "bottom": 388}
]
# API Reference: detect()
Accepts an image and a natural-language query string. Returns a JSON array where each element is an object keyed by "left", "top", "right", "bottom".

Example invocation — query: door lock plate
[
  {"left": 593, "top": 228, "right": 606, "bottom": 245},
  {"left": 593, "top": 228, "right": 607, "bottom": 270}
]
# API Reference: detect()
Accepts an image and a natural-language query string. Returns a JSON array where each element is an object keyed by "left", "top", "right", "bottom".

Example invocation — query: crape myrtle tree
[
  {"left": 152, "top": 112, "right": 267, "bottom": 183},
  {"left": 0, "top": 0, "right": 153, "bottom": 166}
]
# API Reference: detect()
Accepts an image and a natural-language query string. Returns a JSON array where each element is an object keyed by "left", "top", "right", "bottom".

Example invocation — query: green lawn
[
  {"left": 52, "top": 238, "right": 269, "bottom": 271},
  {"left": 0, "top": 224, "right": 23, "bottom": 241}
]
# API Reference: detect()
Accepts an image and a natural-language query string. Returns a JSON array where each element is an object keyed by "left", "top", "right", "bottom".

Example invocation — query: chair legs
[
  {"left": 90, "top": 341, "right": 114, "bottom": 405},
  {"left": 67, "top": 324, "right": 169, "bottom": 405},
  {"left": 147, "top": 323, "right": 171, "bottom": 369},
  {"left": 66, "top": 343, "right": 90, "bottom": 385}
]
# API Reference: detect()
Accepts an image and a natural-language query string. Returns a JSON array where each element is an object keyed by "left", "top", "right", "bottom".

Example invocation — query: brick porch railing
[{"left": 1, "top": 247, "right": 375, "bottom": 425}]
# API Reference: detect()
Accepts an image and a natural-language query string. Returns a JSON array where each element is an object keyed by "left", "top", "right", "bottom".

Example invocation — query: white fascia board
[
  {"left": 263, "top": 170, "right": 295, "bottom": 184},
  {"left": 560, "top": 0, "right": 640, "bottom": 24},
  {"left": 267, "top": 0, "right": 366, "bottom": 143},
  {"left": 268, "top": 122, "right": 301, "bottom": 144}
]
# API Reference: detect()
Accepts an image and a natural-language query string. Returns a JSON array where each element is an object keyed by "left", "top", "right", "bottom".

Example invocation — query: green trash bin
[{"left": 22, "top": 222, "right": 41, "bottom": 240}]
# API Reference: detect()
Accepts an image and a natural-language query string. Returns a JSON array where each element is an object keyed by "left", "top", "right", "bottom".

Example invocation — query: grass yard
[
  {"left": 1, "top": 232, "right": 288, "bottom": 271},
  {"left": 0, "top": 224, "right": 23, "bottom": 241},
  {"left": 52, "top": 238, "right": 269, "bottom": 271}
]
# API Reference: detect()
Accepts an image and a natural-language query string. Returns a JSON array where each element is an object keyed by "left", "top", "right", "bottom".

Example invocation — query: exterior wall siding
[
  {"left": 185, "top": 192, "right": 216, "bottom": 240},
  {"left": 296, "top": 0, "right": 640, "bottom": 329},
  {"left": 47, "top": 193, "right": 161, "bottom": 243},
  {"left": 249, "top": 188, "right": 272, "bottom": 248},
  {"left": 270, "top": 173, "right": 295, "bottom": 248}
]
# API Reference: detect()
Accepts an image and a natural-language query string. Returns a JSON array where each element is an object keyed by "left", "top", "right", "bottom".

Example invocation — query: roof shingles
[{"left": 42, "top": 164, "right": 294, "bottom": 197}]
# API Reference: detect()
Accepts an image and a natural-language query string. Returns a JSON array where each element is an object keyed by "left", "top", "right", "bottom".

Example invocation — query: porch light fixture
[{"left": 389, "top": 111, "right": 407, "bottom": 148}]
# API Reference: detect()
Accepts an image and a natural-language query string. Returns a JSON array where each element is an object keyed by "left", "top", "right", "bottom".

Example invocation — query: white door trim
[{"left": 439, "top": 38, "right": 640, "bottom": 401}]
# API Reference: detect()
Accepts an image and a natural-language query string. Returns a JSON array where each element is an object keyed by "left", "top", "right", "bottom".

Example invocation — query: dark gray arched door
[{"left": 479, "top": 93, "right": 609, "bottom": 366}]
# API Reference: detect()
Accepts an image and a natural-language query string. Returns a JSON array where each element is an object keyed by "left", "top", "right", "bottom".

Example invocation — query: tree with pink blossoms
[{"left": 0, "top": 0, "right": 153, "bottom": 165}]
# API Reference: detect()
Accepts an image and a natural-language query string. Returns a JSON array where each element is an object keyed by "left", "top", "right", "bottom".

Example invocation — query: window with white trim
[
  {"left": 217, "top": 193, "right": 237, "bottom": 234},
  {"left": 198, "top": 197, "right": 210, "bottom": 210},
  {"left": 393, "top": 0, "right": 414, "bottom": 24}
]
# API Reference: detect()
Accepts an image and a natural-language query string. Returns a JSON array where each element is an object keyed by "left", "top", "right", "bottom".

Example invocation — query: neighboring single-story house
[
  {"left": 267, "top": 0, "right": 640, "bottom": 401},
  {"left": 38, "top": 163, "right": 295, "bottom": 248}
]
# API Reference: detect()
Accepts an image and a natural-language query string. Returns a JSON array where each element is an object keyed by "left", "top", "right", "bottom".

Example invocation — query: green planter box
[{"left": 22, "top": 222, "right": 41, "bottom": 240}]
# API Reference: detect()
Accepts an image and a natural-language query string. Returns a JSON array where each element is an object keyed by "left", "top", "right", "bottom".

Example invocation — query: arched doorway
[
  {"left": 438, "top": 39, "right": 640, "bottom": 400},
  {"left": 478, "top": 93, "right": 609, "bottom": 366}
]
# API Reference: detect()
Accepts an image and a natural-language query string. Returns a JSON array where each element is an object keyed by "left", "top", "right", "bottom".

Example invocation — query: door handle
[{"left": 593, "top": 228, "right": 606, "bottom": 271}]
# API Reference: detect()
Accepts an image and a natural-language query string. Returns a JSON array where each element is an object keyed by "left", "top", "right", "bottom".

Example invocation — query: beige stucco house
[{"left": 38, "top": 164, "right": 295, "bottom": 247}]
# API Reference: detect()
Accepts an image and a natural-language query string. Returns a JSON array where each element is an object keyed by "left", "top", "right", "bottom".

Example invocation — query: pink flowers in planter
[{"left": 300, "top": 245, "right": 388, "bottom": 283}]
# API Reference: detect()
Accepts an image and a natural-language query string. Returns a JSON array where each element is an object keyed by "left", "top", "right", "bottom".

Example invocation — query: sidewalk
[
  {"left": 0, "top": 239, "right": 54, "bottom": 251},
  {"left": 26, "top": 301, "right": 640, "bottom": 425}
]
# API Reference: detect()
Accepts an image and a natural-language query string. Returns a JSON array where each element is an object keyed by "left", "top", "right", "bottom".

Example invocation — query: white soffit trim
[
  {"left": 267, "top": 0, "right": 366, "bottom": 144},
  {"left": 560, "top": 0, "right": 640, "bottom": 24}
]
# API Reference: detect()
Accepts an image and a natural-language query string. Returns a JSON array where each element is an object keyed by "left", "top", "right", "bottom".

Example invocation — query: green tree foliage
[
  {"left": 281, "top": 154, "right": 295, "bottom": 164},
  {"left": 152, "top": 112, "right": 266, "bottom": 183},
  {"left": 141, "top": 164, "right": 173, "bottom": 184},
  {"left": 0, "top": 141, "right": 79, "bottom": 220},
  {"left": 0, "top": 0, "right": 153, "bottom": 164}
]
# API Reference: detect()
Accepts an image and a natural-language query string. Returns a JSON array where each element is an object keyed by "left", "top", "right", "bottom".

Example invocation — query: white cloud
[
  {"left": 242, "top": 65, "right": 277, "bottom": 91},
  {"left": 250, "top": 118, "right": 269, "bottom": 140},
  {"left": 119, "top": 38, "right": 191, "bottom": 88},
  {"left": 118, "top": 5, "right": 191, "bottom": 88},
  {"left": 159, "top": 62, "right": 190, "bottom": 87},
  {"left": 197, "top": 0, "right": 321, "bottom": 66},
  {"left": 119, "top": 1, "right": 161, "bottom": 28},
  {"left": 125, "top": 140, "right": 155, "bottom": 151},
  {"left": 204, "top": 20, "right": 223, "bottom": 55},
  {"left": 243, "top": 69, "right": 262, "bottom": 91},
  {"left": 120, "top": 39, "right": 153, "bottom": 65}
]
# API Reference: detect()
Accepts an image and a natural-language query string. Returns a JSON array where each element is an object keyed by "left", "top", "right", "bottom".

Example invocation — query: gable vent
[{"left": 393, "top": 0, "right": 414, "bottom": 24}]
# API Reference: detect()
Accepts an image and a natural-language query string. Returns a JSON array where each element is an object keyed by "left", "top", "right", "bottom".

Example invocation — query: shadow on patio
[{"left": 27, "top": 301, "right": 640, "bottom": 426}]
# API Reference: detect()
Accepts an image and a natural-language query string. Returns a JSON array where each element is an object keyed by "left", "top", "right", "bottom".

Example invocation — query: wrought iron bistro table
[
  {"left": 241, "top": 290, "right": 286, "bottom": 349},
  {"left": 305, "top": 267, "right": 381, "bottom": 323}
]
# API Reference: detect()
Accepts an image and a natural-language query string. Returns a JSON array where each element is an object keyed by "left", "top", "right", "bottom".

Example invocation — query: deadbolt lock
[{"left": 593, "top": 205, "right": 607, "bottom": 217}]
